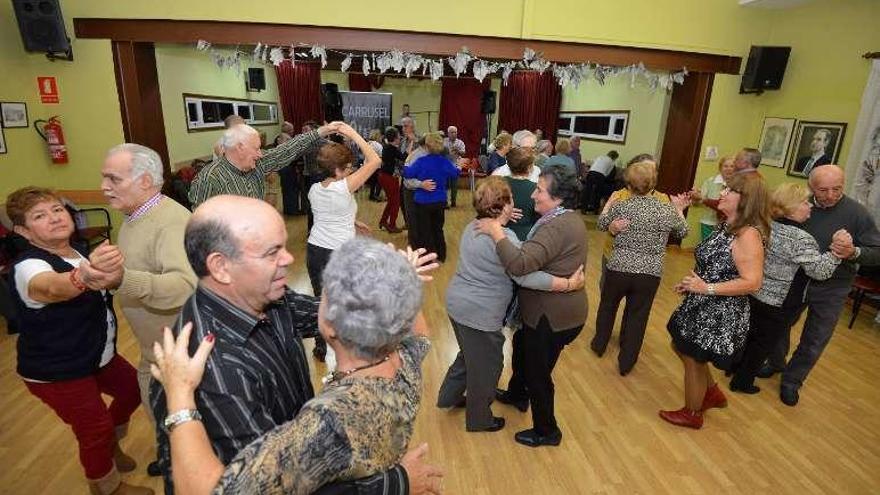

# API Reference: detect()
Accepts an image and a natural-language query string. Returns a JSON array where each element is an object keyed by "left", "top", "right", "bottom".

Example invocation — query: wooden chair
[{"left": 848, "top": 275, "right": 880, "bottom": 329}]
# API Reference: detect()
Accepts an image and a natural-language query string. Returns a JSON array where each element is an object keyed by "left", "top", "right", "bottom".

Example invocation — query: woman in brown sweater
[{"left": 475, "top": 163, "right": 587, "bottom": 447}]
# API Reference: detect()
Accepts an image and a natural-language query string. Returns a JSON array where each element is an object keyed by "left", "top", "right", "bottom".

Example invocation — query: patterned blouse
[
  {"left": 597, "top": 194, "right": 688, "bottom": 277},
  {"left": 213, "top": 335, "right": 431, "bottom": 495}
]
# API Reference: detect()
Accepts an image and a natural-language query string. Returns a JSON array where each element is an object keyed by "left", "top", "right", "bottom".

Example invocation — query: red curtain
[
  {"left": 275, "top": 61, "right": 324, "bottom": 128},
  {"left": 498, "top": 71, "right": 561, "bottom": 142},
  {"left": 438, "top": 78, "right": 489, "bottom": 158},
  {"left": 348, "top": 73, "right": 385, "bottom": 91}
]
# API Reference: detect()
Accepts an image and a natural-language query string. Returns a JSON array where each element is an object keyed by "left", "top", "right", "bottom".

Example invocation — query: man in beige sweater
[{"left": 82, "top": 143, "right": 197, "bottom": 475}]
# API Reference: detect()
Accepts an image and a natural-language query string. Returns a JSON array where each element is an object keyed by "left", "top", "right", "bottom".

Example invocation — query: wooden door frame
[{"left": 75, "top": 18, "right": 739, "bottom": 194}]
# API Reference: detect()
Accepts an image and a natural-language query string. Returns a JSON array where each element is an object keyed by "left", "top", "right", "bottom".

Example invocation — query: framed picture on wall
[
  {"left": 786, "top": 121, "right": 847, "bottom": 178},
  {"left": 757, "top": 117, "right": 796, "bottom": 168},
  {"left": 1, "top": 102, "right": 29, "bottom": 128},
  {"left": 0, "top": 126, "right": 7, "bottom": 154}
]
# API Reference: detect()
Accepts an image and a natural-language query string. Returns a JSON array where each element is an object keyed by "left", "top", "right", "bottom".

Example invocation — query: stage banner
[{"left": 341, "top": 91, "right": 392, "bottom": 137}]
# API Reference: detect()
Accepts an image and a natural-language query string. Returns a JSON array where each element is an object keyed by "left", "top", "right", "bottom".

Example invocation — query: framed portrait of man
[
  {"left": 786, "top": 121, "right": 847, "bottom": 178},
  {"left": 757, "top": 117, "right": 796, "bottom": 168}
]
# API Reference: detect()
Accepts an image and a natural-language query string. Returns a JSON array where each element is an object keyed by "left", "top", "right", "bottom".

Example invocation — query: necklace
[{"left": 322, "top": 354, "right": 391, "bottom": 385}]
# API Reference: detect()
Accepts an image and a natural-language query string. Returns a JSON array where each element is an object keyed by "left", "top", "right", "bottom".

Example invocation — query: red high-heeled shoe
[
  {"left": 659, "top": 408, "right": 703, "bottom": 429},
  {"left": 701, "top": 383, "right": 728, "bottom": 411}
]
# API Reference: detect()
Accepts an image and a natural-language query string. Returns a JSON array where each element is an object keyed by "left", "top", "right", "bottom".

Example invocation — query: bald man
[
  {"left": 149, "top": 196, "right": 435, "bottom": 494},
  {"left": 764, "top": 165, "right": 880, "bottom": 406}
]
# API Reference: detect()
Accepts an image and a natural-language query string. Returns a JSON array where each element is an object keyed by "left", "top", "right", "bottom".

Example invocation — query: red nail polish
[{"left": 206, "top": 333, "right": 215, "bottom": 343}]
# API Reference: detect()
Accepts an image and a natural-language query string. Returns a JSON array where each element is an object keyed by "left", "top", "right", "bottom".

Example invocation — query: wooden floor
[{"left": 2, "top": 189, "right": 880, "bottom": 494}]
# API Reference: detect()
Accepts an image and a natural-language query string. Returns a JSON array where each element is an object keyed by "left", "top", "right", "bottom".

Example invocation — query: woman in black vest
[{"left": 6, "top": 187, "right": 148, "bottom": 495}]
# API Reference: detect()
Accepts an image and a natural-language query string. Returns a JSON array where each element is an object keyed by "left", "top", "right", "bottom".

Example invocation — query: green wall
[
  {"left": 560, "top": 78, "right": 670, "bottom": 163},
  {"left": 156, "top": 44, "right": 282, "bottom": 169}
]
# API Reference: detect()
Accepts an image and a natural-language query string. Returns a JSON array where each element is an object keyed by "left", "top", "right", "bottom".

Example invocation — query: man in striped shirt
[
  {"left": 150, "top": 195, "right": 435, "bottom": 494},
  {"left": 188, "top": 121, "right": 342, "bottom": 209}
]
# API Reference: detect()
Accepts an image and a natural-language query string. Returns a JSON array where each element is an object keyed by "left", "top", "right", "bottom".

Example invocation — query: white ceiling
[{"left": 739, "top": 0, "right": 816, "bottom": 8}]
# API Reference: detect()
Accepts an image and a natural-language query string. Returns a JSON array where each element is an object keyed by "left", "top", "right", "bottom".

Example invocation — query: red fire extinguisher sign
[{"left": 37, "top": 77, "right": 60, "bottom": 104}]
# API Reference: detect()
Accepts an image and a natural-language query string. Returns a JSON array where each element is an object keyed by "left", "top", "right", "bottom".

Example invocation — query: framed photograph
[
  {"left": 0, "top": 102, "right": 29, "bottom": 128},
  {"left": 786, "top": 121, "right": 847, "bottom": 178},
  {"left": 757, "top": 117, "right": 796, "bottom": 168},
  {"left": 0, "top": 126, "right": 6, "bottom": 154}
]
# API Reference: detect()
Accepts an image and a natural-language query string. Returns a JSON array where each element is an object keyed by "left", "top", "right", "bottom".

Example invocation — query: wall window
[
  {"left": 183, "top": 93, "right": 278, "bottom": 131},
  {"left": 557, "top": 110, "right": 629, "bottom": 144}
]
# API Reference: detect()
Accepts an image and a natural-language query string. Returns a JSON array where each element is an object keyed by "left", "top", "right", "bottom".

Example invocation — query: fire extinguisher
[{"left": 34, "top": 116, "right": 69, "bottom": 164}]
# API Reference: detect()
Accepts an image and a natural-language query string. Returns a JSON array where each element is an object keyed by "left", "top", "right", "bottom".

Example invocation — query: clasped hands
[
  {"left": 829, "top": 229, "right": 855, "bottom": 259},
  {"left": 77, "top": 240, "right": 124, "bottom": 291},
  {"left": 674, "top": 270, "right": 708, "bottom": 295}
]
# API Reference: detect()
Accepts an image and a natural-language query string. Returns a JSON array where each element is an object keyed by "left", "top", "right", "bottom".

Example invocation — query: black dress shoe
[
  {"left": 514, "top": 428, "right": 562, "bottom": 447},
  {"left": 756, "top": 362, "right": 784, "bottom": 379},
  {"left": 467, "top": 416, "right": 505, "bottom": 433},
  {"left": 147, "top": 460, "right": 161, "bottom": 477},
  {"left": 453, "top": 397, "right": 467, "bottom": 408},
  {"left": 729, "top": 380, "right": 761, "bottom": 394},
  {"left": 780, "top": 386, "right": 799, "bottom": 406},
  {"left": 495, "top": 389, "right": 529, "bottom": 412}
]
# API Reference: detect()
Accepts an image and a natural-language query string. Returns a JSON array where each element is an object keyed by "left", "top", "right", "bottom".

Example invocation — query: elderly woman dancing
[
  {"left": 6, "top": 187, "right": 148, "bottom": 495},
  {"left": 661, "top": 172, "right": 770, "bottom": 429},
  {"left": 151, "top": 238, "right": 438, "bottom": 494},
  {"left": 438, "top": 177, "right": 583, "bottom": 433},
  {"left": 475, "top": 164, "right": 587, "bottom": 447}
]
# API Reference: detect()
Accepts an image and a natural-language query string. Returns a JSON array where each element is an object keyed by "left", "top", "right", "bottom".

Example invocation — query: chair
[
  {"left": 63, "top": 201, "right": 112, "bottom": 253},
  {"left": 848, "top": 275, "right": 880, "bottom": 329}
]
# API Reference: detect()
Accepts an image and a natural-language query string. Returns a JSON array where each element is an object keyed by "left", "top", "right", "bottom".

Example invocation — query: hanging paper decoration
[
  {"left": 340, "top": 53, "right": 353, "bottom": 73},
  {"left": 195, "top": 41, "right": 689, "bottom": 92}
]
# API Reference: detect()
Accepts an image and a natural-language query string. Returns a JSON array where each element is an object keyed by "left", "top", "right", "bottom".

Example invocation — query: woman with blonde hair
[
  {"left": 485, "top": 133, "right": 512, "bottom": 174},
  {"left": 541, "top": 138, "right": 575, "bottom": 173},
  {"left": 661, "top": 171, "right": 771, "bottom": 429},
  {"left": 729, "top": 183, "right": 843, "bottom": 394},
  {"left": 592, "top": 161, "right": 690, "bottom": 375}
]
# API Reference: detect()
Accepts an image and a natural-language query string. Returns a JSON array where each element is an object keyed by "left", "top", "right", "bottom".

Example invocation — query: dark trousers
[
  {"left": 581, "top": 171, "right": 605, "bottom": 212},
  {"left": 772, "top": 283, "right": 851, "bottom": 390},
  {"left": 378, "top": 172, "right": 401, "bottom": 229},
  {"left": 278, "top": 165, "right": 302, "bottom": 215},
  {"left": 521, "top": 316, "right": 582, "bottom": 436},
  {"left": 505, "top": 326, "right": 529, "bottom": 400},
  {"left": 447, "top": 177, "right": 458, "bottom": 206},
  {"left": 367, "top": 171, "right": 382, "bottom": 200},
  {"left": 591, "top": 270, "right": 660, "bottom": 373},
  {"left": 412, "top": 202, "right": 447, "bottom": 262},
  {"left": 436, "top": 319, "right": 505, "bottom": 430},
  {"left": 25, "top": 355, "right": 140, "bottom": 479},
  {"left": 732, "top": 296, "right": 801, "bottom": 388},
  {"left": 403, "top": 188, "right": 417, "bottom": 246},
  {"left": 306, "top": 243, "right": 334, "bottom": 351}
]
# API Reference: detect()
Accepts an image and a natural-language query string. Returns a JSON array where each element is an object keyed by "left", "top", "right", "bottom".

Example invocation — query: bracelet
[
  {"left": 69, "top": 268, "right": 87, "bottom": 291},
  {"left": 163, "top": 408, "right": 202, "bottom": 433},
  {"left": 706, "top": 283, "right": 716, "bottom": 296}
]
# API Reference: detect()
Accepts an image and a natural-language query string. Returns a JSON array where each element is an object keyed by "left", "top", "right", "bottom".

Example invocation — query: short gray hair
[
  {"left": 322, "top": 238, "right": 422, "bottom": 361},
  {"left": 184, "top": 216, "right": 241, "bottom": 277},
  {"left": 221, "top": 124, "right": 259, "bottom": 151},
  {"left": 512, "top": 130, "right": 537, "bottom": 148},
  {"left": 536, "top": 140, "right": 552, "bottom": 154},
  {"left": 107, "top": 143, "right": 164, "bottom": 186}
]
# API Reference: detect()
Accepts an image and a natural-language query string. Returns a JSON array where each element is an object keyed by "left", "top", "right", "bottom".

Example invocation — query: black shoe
[
  {"left": 495, "top": 389, "right": 529, "bottom": 412},
  {"left": 453, "top": 397, "right": 467, "bottom": 408},
  {"left": 514, "top": 428, "right": 562, "bottom": 447},
  {"left": 467, "top": 416, "right": 505, "bottom": 433},
  {"left": 619, "top": 366, "right": 633, "bottom": 377},
  {"left": 780, "top": 386, "right": 799, "bottom": 406},
  {"left": 729, "top": 380, "right": 761, "bottom": 394},
  {"left": 757, "top": 362, "right": 784, "bottom": 379},
  {"left": 590, "top": 342, "right": 605, "bottom": 358},
  {"left": 147, "top": 460, "right": 161, "bottom": 477}
]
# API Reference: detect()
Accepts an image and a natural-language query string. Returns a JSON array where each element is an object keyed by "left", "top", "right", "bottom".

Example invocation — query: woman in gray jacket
[
  {"left": 437, "top": 177, "right": 583, "bottom": 433},
  {"left": 730, "top": 183, "right": 844, "bottom": 394}
]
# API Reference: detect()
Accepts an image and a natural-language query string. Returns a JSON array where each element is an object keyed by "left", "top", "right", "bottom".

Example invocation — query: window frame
[
  {"left": 557, "top": 110, "right": 630, "bottom": 145},
  {"left": 182, "top": 93, "right": 279, "bottom": 132}
]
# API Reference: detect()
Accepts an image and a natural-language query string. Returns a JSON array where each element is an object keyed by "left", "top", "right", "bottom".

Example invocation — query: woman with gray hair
[
  {"left": 438, "top": 176, "right": 584, "bottom": 433},
  {"left": 475, "top": 164, "right": 587, "bottom": 447},
  {"left": 150, "top": 238, "right": 439, "bottom": 495}
]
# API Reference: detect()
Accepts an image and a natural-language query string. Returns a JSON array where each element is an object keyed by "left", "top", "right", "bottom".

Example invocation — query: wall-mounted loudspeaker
[
  {"left": 481, "top": 90, "right": 497, "bottom": 115},
  {"left": 246, "top": 68, "right": 266, "bottom": 92},
  {"left": 740, "top": 46, "right": 791, "bottom": 94},
  {"left": 11, "top": 0, "right": 72, "bottom": 60}
]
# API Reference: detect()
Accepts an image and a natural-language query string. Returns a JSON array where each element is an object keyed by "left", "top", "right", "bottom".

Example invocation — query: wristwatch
[{"left": 163, "top": 408, "right": 202, "bottom": 433}]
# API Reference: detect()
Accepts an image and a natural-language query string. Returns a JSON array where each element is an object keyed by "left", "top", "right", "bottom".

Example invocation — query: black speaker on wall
[
  {"left": 246, "top": 68, "right": 266, "bottom": 92},
  {"left": 481, "top": 90, "right": 497, "bottom": 114},
  {"left": 11, "top": 0, "right": 73, "bottom": 60},
  {"left": 322, "top": 83, "right": 344, "bottom": 121},
  {"left": 740, "top": 46, "right": 791, "bottom": 94}
]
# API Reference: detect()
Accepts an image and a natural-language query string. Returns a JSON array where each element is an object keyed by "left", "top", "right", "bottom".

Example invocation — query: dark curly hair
[{"left": 539, "top": 164, "right": 581, "bottom": 209}]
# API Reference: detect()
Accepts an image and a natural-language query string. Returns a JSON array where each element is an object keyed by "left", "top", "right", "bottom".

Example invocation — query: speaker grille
[{"left": 12, "top": 0, "right": 70, "bottom": 53}]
